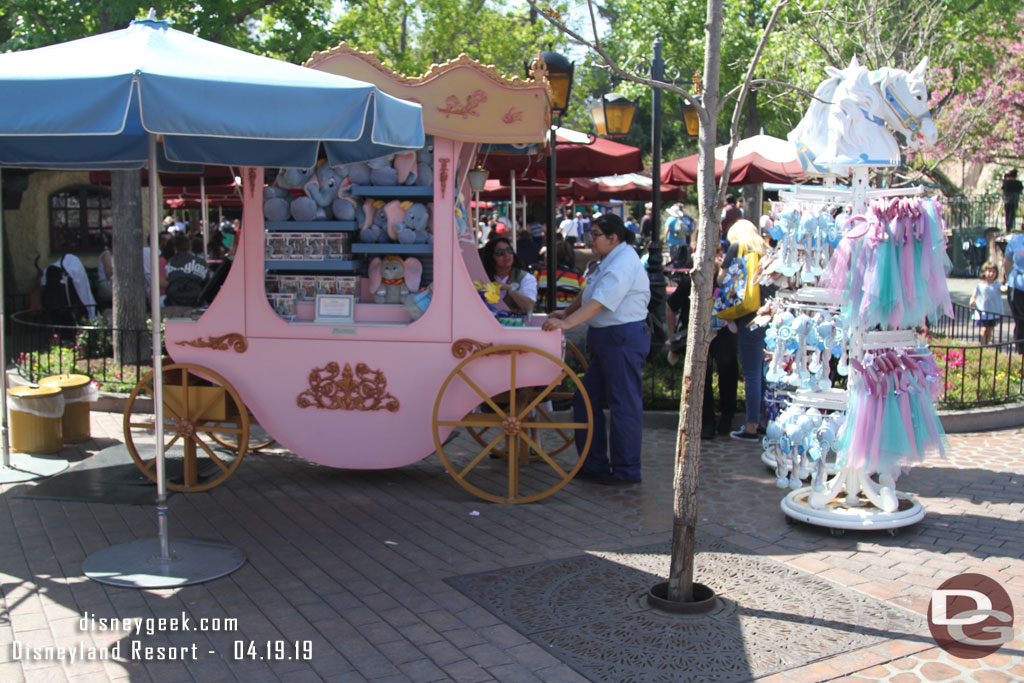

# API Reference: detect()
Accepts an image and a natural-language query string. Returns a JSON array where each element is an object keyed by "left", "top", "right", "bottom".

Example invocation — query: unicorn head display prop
[{"left": 788, "top": 57, "right": 937, "bottom": 176}]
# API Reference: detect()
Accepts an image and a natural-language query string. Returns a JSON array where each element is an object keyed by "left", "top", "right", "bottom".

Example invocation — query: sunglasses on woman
[{"left": 493, "top": 248, "right": 514, "bottom": 255}]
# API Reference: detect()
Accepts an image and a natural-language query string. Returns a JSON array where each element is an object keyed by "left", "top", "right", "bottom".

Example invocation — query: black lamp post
[
  {"left": 537, "top": 50, "right": 574, "bottom": 313},
  {"left": 587, "top": 40, "right": 670, "bottom": 351}
]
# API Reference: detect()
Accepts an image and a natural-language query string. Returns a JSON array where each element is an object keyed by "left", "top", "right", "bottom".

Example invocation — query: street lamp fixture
[
  {"left": 680, "top": 73, "right": 703, "bottom": 137},
  {"left": 589, "top": 93, "right": 637, "bottom": 139},
  {"left": 540, "top": 50, "right": 575, "bottom": 116},
  {"left": 467, "top": 165, "right": 489, "bottom": 192},
  {"left": 680, "top": 100, "right": 700, "bottom": 137}
]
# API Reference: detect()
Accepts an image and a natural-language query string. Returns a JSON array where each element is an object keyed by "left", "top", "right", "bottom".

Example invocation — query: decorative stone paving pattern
[{"left": 446, "top": 538, "right": 926, "bottom": 682}]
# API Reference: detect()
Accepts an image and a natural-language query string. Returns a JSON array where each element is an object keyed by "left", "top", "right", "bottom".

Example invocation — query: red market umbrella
[
  {"left": 478, "top": 176, "right": 598, "bottom": 201},
  {"left": 480, "top": 127, "right": 643, "bottom": 180},
  {"left": 161, "top": 182, "right": 242, "bottom": 206},
  {"left": 661, "top": 134, "right": 806, "bottom": 185},
  {"left": 591, "top": 173, "right": 684, "bottom": 201}
]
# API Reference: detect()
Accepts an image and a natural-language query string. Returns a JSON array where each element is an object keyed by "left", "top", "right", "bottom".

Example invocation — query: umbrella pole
[
  {"left": 510, "top": 172, "right": 517, "bottom": 250},
  {"left": 200, "top": 177, "right": 209, "bottom": 261},
  {"left": 0, "top": 171, "right": 68, "bottom": 483},
  {"left": 82, "top": 136, "right": 244, "bottom": 588},
  {"left": 147, "top": 136, "right": 171, "bottom": 561}
]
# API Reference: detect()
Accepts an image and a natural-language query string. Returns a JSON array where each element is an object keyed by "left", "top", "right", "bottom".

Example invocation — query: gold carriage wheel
[
  {"left": 432, "top": 344, "right": 593, "bottom": 504},
  {"left": 463, "top": 338, "right": 588, "bottom": 459},
  {"left": 209, "top": 411, "right": 276, "bottom": 452},
  {"left": 123, "top": 363, "right": 250, "bottom": 492}
]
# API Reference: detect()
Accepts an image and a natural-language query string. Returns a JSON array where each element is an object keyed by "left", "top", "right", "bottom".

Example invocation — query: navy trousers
[{"left": 574, "top": 321, "right": 649, "bottom": 481}]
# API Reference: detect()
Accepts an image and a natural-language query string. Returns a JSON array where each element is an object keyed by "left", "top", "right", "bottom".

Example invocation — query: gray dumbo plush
[
  {"left": 263, "top": 166, "right": 315, "bottom": 221},
  {"left": 368, "top": 155, "right": 398, "bottom": 186},
  {"left": 348, "top": 162, "right": 371, "bottom": 186},
  {"left": 292, "top": 162, "right": 350, "bottom": 222},
  {"left": 401, "top": 203, "right": 431, "bottom": 244}
]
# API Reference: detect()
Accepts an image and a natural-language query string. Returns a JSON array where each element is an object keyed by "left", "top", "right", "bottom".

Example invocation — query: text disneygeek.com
[{"left": 8, "top": 611, "right": 316, "bottom": 664}]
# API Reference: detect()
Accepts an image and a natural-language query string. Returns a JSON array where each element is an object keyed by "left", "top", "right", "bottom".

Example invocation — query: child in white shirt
[{"left": 970, "top": 263, "right": 1004, "bottom": 345}]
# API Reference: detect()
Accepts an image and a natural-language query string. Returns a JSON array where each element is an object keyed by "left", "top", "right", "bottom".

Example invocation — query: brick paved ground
[{"left": 1, "top": 408, "right": 1021, "bottom": 682}]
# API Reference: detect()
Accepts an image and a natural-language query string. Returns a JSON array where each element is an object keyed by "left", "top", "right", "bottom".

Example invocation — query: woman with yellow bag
[{"left": 714, "top": 219, "right": 772, "bottom": 441}]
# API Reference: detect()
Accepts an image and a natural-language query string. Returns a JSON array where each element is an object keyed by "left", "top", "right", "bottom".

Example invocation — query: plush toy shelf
[
  {"left": 350, "top": 185, "right": 434, "bottom": 199},
  {"left": 351, "top": 244, "right": 433, "bottom": 255},
  {"left": 265, "top": 221, "right": 358, "bottom": 232},
  {"left": 264, "top": 259, "right": 359, "bottom": 271}
]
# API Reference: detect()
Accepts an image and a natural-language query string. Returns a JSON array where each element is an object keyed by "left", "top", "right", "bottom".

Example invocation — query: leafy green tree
[{"left": 329, "top": 0, "right": 563, "bottom": 77}]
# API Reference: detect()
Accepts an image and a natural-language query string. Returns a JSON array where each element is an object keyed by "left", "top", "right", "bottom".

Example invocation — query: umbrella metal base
[
  {"left": 0, "top": 453, "right": 69, "bottom": 483},
  {"left": 83, "top": 537, "right": 245, "bottom": 588}
]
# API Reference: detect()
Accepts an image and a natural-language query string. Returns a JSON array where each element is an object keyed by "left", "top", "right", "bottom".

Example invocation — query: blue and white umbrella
[
  {"left": 0, "top": 15, "right": 423, "bottom": 168},
  {"left": 0, "top": 13, "right": 424, "bottom": 586}
]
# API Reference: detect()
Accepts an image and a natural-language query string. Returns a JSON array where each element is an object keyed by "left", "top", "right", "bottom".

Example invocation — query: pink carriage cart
[{"left": 122, "top": 49, "right": 594, "bottom": 503}]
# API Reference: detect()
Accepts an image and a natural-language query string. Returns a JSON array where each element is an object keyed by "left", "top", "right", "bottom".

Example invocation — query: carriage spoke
[
  {"left": 437, "top": 417, "right": 501, "bottom": 428},
  {"left": 534, "top": 405, "right": 572, "bottom": 442},
  {"left": 456, "top": 370, "right": 508, "bottom": 418},
  {"left": 507, "top": 435, "right": 519, "bottom": 499},
  {"left": 516, "top": 371, "right": 567, "bottom": 420},
  {"left": 519, "top": 430, "right": 568, "bottom": 478},
  {"left": 522, "top": 420, "right": 589, "bottom": 430},
  {"left": 192, "top": 436, "right": 231, "bottom": 473},
  {"left": 458, "top": 432, "right": 505, "bottom": 478},
  {"left": 195, "top": 423, "right": 244, "bottom": 436}
]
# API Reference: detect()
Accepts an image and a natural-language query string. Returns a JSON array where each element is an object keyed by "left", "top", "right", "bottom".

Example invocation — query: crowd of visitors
[{"left": 41, "top": 215, "right": 234, "bottom": 325}]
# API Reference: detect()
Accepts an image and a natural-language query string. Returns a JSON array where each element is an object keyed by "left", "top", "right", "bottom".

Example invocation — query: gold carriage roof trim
[{"left": 304, "top": 44, "right": 552, "bottom": 144}]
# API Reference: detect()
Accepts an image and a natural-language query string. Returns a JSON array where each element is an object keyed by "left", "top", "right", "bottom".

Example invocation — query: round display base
[
  {"left": 83, "top": 537, "right": 245, "bottom": 588},
  {"left": 0, "top": 453, "right": 69, "bottom": 483},
  {"left": 647, "top": 581, "right": 717, "bottom": 614},
  {"left": 781, "top": 486, "right": 925, "bottom": 532}
]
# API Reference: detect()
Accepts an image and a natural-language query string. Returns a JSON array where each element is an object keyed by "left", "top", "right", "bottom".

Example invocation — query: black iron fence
[
  {"left": 929, "top": 338, "right": 1024, "bottom": 409},
  {"left": 640, "top": 302, "right": 1024, "bottom": 412},
  {"left": 5, "top": 303, "right": 1021, "bottom": 410},
  {"left": 927, "top": 301, "right": 1018, "bottom": 345},
  {"left": 7, "top": 309, "right": 152, "bottom": 392}
]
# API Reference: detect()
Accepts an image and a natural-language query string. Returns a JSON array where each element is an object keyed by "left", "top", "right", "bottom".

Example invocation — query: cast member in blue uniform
[{"left": 543, "top": 214, "right": 650, "bottom": 485}]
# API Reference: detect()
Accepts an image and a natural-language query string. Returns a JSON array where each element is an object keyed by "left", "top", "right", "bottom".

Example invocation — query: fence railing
[
  {"left": 927, "top": 302, "right": 1018, "bottom": 345},
  {"left": 930, "top": 339, "right": 1024, "bottom": 409},
  {"left": 641, "top": 303, "right": 1024, "bottom": 412},
  {"left": 7, "top": 309, "right": 152, "bottom": 392},
  {"left": 6, "top": 304, "right": 1022, "bottom": 410}
]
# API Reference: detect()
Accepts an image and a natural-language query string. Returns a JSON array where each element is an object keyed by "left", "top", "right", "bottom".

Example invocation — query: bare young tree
[{"left": 529, "top": 0, "right": 787, "bottom": 602}]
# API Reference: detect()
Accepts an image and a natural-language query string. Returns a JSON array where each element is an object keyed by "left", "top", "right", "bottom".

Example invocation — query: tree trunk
[
  {"left": 666, "top": 0, "right": 723, "bottom": 604},
  {"left": 111, "top": 170, "right": 149, "bottom": 366}
]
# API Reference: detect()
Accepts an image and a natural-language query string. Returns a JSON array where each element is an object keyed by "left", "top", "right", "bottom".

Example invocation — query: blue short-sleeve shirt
[
  {"left": 581, "top": 242, "right": 651, "bottom": 327},
  {"left": 1007, "top": 234, "right": 1024, "bottom": 291}
]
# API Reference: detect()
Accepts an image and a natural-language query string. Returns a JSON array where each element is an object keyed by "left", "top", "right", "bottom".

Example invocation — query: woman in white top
[
  {"left": 543, "top": 213, "right": 650, "bottom": 485},
  {"left": 480, "top": 236, "right": 538, "bottom": 314}
]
